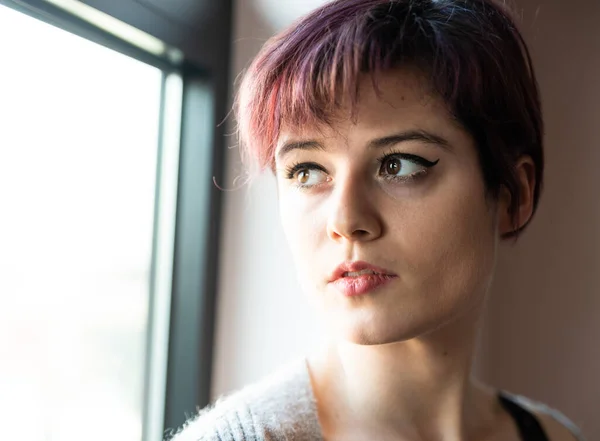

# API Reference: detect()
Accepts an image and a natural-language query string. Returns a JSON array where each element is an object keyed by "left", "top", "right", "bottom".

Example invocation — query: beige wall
[
  {"left": 479, "top": 0, "right": 600, "bottom": 438},
  {"left": 214, "top": 0, "right": 598, "bottom": 438}
]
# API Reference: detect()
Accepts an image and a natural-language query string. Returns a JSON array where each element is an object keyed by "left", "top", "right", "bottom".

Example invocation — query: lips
[
  {"left": 328, "top": 261, "right": 396, "bottom": 282},
  {"left": 328, "top": 261, "right": 398, "bottom": 297}
]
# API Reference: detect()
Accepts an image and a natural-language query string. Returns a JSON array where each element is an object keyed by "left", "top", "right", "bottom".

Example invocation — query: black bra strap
[{"left": 498, "top": 392, "right": 549, "bottom": 441}]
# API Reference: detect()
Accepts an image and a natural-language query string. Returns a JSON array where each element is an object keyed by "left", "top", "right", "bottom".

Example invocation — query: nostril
[
  {"left": 351, "top": 229, "right": 370, "bottom": 238},
  {"left": 326, "top": 209, "right": 383, "bottom": 242}
]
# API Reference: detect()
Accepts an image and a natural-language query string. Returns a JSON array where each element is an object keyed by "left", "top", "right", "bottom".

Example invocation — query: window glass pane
[{"left": 0, "top": 5, "right": 163, "bottom": 441}]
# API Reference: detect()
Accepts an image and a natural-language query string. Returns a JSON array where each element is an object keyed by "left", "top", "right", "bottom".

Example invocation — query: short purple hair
[{"left": 235, "top": 0, "right": 544, "bottom": 239}]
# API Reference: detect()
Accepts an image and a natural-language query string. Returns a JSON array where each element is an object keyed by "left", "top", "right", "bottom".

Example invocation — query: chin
[
  {"left": 333, "top": 312, "right": 433, "bottom": 346},
  {"left": 332, "top": 303, "right": 480, "bottom": 346}
]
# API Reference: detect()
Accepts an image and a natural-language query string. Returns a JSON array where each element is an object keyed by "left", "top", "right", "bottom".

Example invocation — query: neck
[{"left": 307, "top": 311, "right": 501, "bottom": 441}]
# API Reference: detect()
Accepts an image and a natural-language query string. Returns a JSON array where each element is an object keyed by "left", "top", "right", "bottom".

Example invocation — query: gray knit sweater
[{"left": 167, "top": 358, "right": 585, "bottom": 441}]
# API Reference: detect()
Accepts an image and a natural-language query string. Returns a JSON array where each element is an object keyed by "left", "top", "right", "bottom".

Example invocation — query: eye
[
  {"left": 295, "top": 168, "right": 326, "bottom": 186},
  {"left": 381, "top": 156, "right": 423, "bottom": 177},
  {"left": 378, "top": 153, "right": 439, "bottom": 180},
  {"left": 284, "top": 162, "right": 329, "bottom": 188}
]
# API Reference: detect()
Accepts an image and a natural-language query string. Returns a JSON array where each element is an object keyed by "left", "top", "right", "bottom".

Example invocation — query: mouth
[
  {"left": 343, "top": 269, "right": 382, "bottom": 277},
  {"left": 329, "top": 261, "right": 396, "bottom": 282},
  {"left": 329, "top": 261, "right": 398, "bottom": 296}
]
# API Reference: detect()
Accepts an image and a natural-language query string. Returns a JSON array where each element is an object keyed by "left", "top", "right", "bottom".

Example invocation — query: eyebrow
[{"left": 276, "top": 129, "right": 452, "bottom": 161}]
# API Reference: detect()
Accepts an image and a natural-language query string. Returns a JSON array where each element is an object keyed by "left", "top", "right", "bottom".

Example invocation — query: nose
[{"left": 326, "top": 173, "right": 383, "bottom": 243}]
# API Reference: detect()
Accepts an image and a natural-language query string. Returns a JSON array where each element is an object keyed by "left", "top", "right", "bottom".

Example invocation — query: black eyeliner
[
  {"left": 284, "top": 161, "right": 327, "bottom": 179},
  {"left": 376, "top": 151, "right": 440, "bottom": 168}
]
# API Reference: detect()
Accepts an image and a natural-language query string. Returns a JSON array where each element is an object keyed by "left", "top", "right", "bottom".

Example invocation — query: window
[{"left": 0, "top": 4, "right": 180, "bottom": 440}]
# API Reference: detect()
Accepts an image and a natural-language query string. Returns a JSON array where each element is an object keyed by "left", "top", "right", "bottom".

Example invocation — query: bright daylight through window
[{"left": 0, "top": 4, "right": 163, "bottom": 440}]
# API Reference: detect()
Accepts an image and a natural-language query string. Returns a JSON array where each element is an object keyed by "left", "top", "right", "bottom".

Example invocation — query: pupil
[
  {"left": 298, "top": 170, "right": 309, "bottom": 184},
  {"left": 387, "top": 159, "right": 401, "bottom": 174}
]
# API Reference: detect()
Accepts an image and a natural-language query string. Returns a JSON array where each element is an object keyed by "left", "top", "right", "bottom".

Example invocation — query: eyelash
[{"left": 283, "top": 151, "right": 440, "bottom": 188}]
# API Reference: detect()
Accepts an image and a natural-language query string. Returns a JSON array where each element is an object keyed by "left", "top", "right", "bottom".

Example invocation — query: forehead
[{"left": 277, "top": 67, "right": 453, "bottom": 144}]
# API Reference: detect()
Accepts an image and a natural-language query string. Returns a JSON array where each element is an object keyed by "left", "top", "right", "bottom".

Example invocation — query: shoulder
[
  {"left": 502, "top": 392, "right": 586, "bottom": 441},
  {"left": 166, "top": 358, "right": 322, "bottom": 441}
]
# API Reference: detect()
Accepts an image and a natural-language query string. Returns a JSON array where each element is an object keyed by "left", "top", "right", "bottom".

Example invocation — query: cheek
[
  {"left": 398, "top": 174, "right": 497, "bottom": 304},
  {"left": 278, "top": 189, "right": 326, "bottom": 269}
]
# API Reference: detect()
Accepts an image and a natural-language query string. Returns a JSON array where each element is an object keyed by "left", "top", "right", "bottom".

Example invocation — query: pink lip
[{"left": 328, "top": 261, "right": 398, "bottom": 297}]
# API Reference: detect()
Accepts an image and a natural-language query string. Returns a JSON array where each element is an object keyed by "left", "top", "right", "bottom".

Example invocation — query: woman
[{"left": 171, "top": 0, "right": 586, "bottom": 440}]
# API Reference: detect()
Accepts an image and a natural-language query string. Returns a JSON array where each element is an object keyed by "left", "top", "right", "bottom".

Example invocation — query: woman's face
[{"left": 275, "top": 68, "right": 504, "bottom": 345}]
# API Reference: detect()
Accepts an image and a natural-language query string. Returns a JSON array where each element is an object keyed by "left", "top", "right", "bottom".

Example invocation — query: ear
[{"left": 497, "top": 155, "right": 537, "bottom": 236}]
